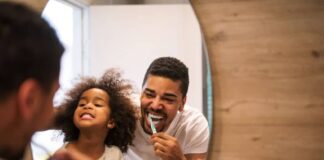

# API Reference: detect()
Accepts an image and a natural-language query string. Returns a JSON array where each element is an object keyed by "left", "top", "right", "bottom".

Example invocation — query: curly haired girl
[{"left": 54, "top": 69, "right": 137, "bottom": 160}]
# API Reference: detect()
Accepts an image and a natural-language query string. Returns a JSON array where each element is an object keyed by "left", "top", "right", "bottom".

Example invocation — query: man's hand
[{"left": 151, "top": 132, "right": 186, "bottom": 160}]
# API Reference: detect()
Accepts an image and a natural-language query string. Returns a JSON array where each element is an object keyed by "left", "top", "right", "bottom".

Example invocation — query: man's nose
[{"left": 150, "top": 97, "right": 163, "bottom": 110}]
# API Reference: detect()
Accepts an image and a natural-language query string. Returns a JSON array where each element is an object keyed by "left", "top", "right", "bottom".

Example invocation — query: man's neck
[
  {"left": 0, "top": 119, "right": 30, "bottom": 160},
  {"left": 0, "top": 145, "right": 25, "bottom": 160}
]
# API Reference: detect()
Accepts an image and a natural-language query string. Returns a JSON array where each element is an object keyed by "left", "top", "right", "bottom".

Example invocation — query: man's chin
[
  {"left": 141, "top": 121, "right": 154, "bottom": 135},
  {"left": 145, "top": 123, "right": 165, "bottom": 135}
]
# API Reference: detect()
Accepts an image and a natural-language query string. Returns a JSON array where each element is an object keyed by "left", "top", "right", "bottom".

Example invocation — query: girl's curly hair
[{"left": 55, "top": 69, "right": 137, "bottom": 152}]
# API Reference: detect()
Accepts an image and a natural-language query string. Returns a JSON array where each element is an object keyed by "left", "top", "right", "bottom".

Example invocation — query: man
[
  {"left": 0, "top": 2, "right": 64, "bottom": 159},
  {"left": 126, "top": 57, "right": 210, "bottom": 160}
]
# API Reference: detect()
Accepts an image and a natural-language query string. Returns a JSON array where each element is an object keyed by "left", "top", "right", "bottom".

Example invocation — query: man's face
[
  {"left": 140, "top": 75, "right": 186, "bottom": 134},
  {"left": 5, "top": 79, "right": 60, "bottom": 159}
]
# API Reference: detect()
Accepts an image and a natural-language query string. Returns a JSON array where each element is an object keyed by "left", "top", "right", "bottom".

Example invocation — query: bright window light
[{"left": 31, "top": 0, "right": 86, "bottom": 159}]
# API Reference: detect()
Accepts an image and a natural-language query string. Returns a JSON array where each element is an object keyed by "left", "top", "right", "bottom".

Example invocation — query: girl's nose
[{"left": 84, "top": 103, "right": 93, "bottom": 109}]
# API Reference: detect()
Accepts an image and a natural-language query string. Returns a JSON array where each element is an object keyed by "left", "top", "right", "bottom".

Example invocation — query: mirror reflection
[{"left": 31, "top": 0, "right": 212, "bottom": 159}]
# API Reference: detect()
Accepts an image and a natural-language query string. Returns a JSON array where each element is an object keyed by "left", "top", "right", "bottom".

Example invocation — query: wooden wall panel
[
  {"left": 8, "top": 0, "right": 48, "bottom": 12},
  {"left": 191, "top": 0, "right": 324, "bottom": 159}
]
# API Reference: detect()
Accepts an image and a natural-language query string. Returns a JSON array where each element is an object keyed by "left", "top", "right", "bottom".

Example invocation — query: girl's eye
[{"left": 78, "top": 103, "right": 86, "bottom": 107}]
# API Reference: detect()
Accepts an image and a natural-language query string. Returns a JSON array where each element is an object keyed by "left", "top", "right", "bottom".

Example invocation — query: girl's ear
[{"left": 107, "top": 119, "right": 115, "bottom": 129}]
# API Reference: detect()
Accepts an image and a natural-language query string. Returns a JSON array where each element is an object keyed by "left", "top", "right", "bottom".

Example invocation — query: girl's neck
[{"left": 67, "top": 131, "right": 108, "bottom": 159}]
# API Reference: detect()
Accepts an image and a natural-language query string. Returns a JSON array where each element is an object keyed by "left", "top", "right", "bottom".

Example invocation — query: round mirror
[{"left": 32, "top": 0, "right": 213, "bottom": 159}]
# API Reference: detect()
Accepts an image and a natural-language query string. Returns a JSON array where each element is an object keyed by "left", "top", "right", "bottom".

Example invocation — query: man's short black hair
[
  {"left": 142, "top": 57, "right": 189, "bottom": 97},
  {"left": 0, "top": 2, "right": 64, "bottom": 98}
]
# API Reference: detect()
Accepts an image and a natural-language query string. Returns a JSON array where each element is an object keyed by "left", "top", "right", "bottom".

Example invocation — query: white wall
[{"left": 89, "top": 4, "right": 203, "bottom": 112}]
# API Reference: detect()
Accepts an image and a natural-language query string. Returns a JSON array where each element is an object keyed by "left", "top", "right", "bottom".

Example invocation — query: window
[
  {"left": 31, "top": 0, "right": 88, "bottom": 158},
  {"left": 42, "top": 0, "right": 86, "bottom": 105}
]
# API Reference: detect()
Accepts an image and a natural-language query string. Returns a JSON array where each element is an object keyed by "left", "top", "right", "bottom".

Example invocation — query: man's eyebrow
[
  {"left": 144, "top": 88, "right": 155, "bottom": 93},
  {"left": 163, "top": 93, "right": 177, "bottom": 98},
  {"left": 144, "top": 88, "right": 177, "bottom": 98}
]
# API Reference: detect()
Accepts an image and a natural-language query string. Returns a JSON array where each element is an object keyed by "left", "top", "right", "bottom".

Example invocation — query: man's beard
[{"left": 0, "top": 147, "right": 25, "bottom": 160}]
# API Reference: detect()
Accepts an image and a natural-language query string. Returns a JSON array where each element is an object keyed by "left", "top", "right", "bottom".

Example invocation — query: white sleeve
[{"left": 182, "top": 111, "right": 210, "bottom": 154}]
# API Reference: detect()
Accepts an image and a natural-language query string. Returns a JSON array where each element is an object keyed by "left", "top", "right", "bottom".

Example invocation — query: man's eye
[{"left": 163, "top": 98, "right": 175, "bottom": 103}]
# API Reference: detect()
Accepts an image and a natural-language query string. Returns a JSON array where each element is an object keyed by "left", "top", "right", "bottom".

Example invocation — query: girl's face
[{"left": 73, "top": 88, "right": 115, "bottom": 131}]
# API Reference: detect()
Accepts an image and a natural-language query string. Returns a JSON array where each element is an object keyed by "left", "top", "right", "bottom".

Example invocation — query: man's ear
[
  {"left": 107, "top": 119, "right": 115, "bottom": 129},
  {"left": 179, "top": 96, "right": 187, "bottom": 112},
  {"left": 17, "top": 79, "right": 42, "bottom": 121}
]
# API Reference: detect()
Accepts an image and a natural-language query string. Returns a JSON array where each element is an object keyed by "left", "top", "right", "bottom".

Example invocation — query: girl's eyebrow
[
  {"left": 93, "top": 96, "right": 105, "bottom": 101},
  {"left": 79, "top": 96, "right": 105, "bottom": 101},
  {"left": 79, "top": 97, "right": 87, "bottom": 100}
]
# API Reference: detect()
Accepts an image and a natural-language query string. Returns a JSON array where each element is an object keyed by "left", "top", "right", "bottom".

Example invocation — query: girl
[{"left": 54, "top": 69, "right": 137, "bottom": 160}]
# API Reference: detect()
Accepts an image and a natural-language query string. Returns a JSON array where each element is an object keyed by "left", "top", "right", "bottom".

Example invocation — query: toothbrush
[{"left": 148, "top": 114, "right": 157, "bottom": 134}]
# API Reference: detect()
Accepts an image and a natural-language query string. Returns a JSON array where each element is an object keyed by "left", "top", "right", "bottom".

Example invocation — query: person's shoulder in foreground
[{"left": 0, "top": 1, "right": 64, "bottom": 159}]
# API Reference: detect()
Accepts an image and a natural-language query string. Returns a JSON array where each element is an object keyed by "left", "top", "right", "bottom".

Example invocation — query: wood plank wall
[
  {"left": 191, "top": 0, "right": 324, "bottom": 160},
  {"left": 9, "top": 0, "right": 48, "bottom": 13}
]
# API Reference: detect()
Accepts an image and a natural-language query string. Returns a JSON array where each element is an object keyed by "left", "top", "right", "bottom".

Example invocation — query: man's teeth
[
  {"left": 148, "top": 113, "right": 163, "bottom": 120},
  {"left": 152, "top": 120, "right": 159, "bottom": 125}
]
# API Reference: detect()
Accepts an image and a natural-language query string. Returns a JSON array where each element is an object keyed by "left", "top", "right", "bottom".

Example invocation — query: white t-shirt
[
  {"left": 98, "top": 145, "right": 123, "bottom": 160},
  {"left": 58, "top": 143, "right": 123, "bottom": 160},
  {"left": 124, "top": 106, "right": 209, "bottom": 160}
]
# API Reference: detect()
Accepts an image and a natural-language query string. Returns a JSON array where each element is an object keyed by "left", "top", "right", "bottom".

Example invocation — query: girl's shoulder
[{"left": 105, "top": 145, "right": 121, "bottom": 152}]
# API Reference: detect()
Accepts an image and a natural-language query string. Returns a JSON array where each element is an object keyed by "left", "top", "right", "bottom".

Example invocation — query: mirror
[
  {"left": 32, "top": 0, "right": 213, "bottom": 159},
  {"left": 88, "top": 0, "right": 204, "bottom": 114}
]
